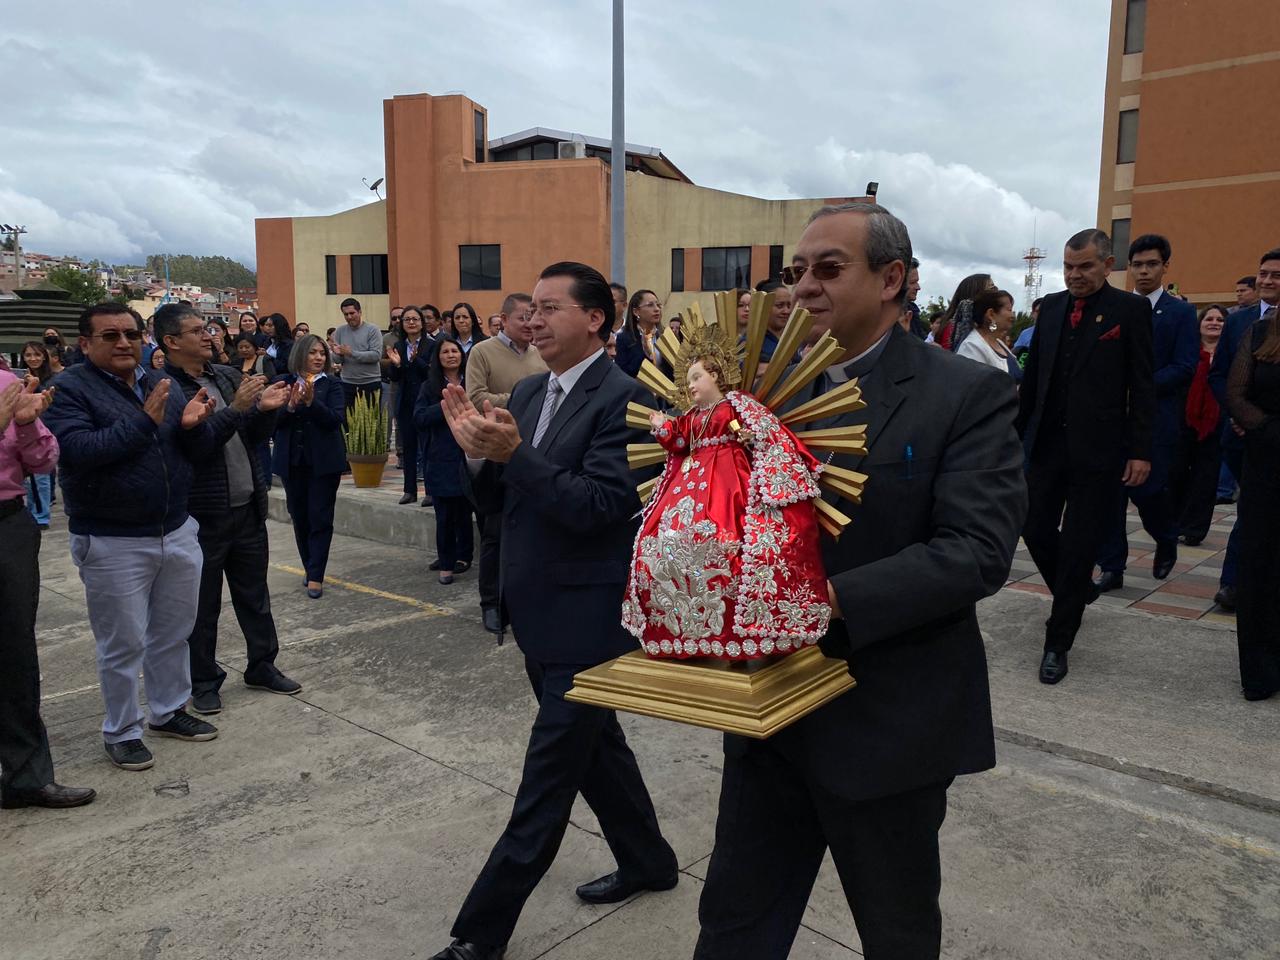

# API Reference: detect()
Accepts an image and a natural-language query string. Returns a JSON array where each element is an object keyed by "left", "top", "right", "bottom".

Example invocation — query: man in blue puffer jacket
[{"left": 43, "top": 303, "right": 221, "bottom": 773}]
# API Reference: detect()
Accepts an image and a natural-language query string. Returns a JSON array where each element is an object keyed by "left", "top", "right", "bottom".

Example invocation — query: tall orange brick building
[{"left": 1097, "top": 0, "right": 1280, "bottom": 303}]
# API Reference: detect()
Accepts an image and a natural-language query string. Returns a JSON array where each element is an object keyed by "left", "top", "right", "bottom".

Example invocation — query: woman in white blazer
[{"left": 957, "top": 288, "right": 1023, "bottom": 384}]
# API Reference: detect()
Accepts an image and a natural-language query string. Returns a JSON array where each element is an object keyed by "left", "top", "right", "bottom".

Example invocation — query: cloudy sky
[{"left": 3, "top": 0, "right": 1110, "bottom": 304}]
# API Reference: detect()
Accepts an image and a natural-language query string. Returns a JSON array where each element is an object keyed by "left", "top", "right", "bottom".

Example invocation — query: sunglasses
[
  {"left": 780, "top": 260, "right": 859, "bottom": 286},
  {"left": 90, "top": 329, "right": 144, "bottom": 343}
]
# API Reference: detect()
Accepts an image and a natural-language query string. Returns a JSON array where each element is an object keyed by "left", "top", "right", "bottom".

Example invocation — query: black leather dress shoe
[
  {"left": 482, "top": 607, "right": 502, "bottom": 635},
  {"left": 1214, "top": 585, "right": 1237, "bottom": 611},
  {"left": 1, "top": 782, "right": 97, "bottom": 810},
  {"left": 428, "top": 939, "right": 504, "bottom": 960},
  {"left": 575, "top": 870, "right": 679, "bottom": 904},
  {"left": 1094, "top": 570, "right": 1124, "bottom": 593},
  {"left": 1152, "top": 544, "right": 1177, "bottom": 580},
  {"left": 398, "top": 493, "right": 416, "bottom": 505},
  {"left": 1039, "top": 651, "right": 1068, "bottom": 685}
]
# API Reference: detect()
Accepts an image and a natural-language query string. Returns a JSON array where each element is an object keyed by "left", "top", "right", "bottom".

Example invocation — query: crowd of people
[{"left": 1, "top": 203, "right": 1277, "bottom": 958}]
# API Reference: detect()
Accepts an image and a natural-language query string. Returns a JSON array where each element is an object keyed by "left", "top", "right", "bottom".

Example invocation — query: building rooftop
[{"left": 487, "top": 126, "right": 691, "bottom": 183}]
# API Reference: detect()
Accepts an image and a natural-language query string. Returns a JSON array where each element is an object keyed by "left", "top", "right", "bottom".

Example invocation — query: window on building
[
  {"left": 350, "top": 254, "right": 388, "bottom": 295},
  {"left": 701, "top": 246, "right": 752, "bottom": 291},
  {"left": 324, "top": 255, "right": 337, "bottom": 295},
  {"left": 768, "top": 245, "right": 784, "bottom": 281},
  {"left": 1116, "top": 109, "right": 1140, "bottom": 164},
  {"left": 1123, "top": 0, "right": 1146, "bottom": 54},
  {"left": 460, "top": 244, "right": 502, "bottom": 290},
  {"left": 474, "top": 110, "right": 486, "bottom": 163},
  {"left": 671, "top": 249, "right": 685, "bottom": 293},
  {"left": 1111, "top": 219, "right": 1132, "bottom": 267}
]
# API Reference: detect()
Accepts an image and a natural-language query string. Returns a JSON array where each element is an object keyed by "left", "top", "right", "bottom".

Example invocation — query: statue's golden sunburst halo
[{"left": 624, "top": 290, "right": 871, "bottom": 537}]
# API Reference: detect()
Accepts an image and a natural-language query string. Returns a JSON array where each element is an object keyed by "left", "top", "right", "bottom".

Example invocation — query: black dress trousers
[
  {"left": 187, "top": 503, "right": 282, "bottom": 694},
  {"left": 451, "top": 657, "right": 678, "bottom": 947},
  {"left": 1235, "top": 438, "right": 1280, "bottom": 695},
  {"left": 0, "top": 509, "right": 55, "bottom": 795},
  {"left": 694, "top": 739, "right": 951, "bottom": 960},
  {"left": 1022, "top": 435, "right": 1118, "bottom": 651}
]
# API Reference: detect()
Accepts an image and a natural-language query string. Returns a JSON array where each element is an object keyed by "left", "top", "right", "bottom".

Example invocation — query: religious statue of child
[{"left": 622, "top": 351, "right": 831, "bottom": 660}]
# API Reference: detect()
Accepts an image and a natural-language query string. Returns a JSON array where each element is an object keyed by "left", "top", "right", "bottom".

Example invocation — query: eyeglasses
[
  {"left": 530, "top": 302, "right": 585, "bottom": 318},
  {"left": 89, "top": 329, "right": 144, "bottom": 343},
  {"left": 780, "top": 260, "right": 860, "bottom": 286}
]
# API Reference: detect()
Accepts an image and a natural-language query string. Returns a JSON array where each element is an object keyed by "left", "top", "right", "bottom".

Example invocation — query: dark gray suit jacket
[
  {"left": 734, "top": 325, "right": 1027, "bottom": 801},
  {"left": 468, "top": 351, "right": 653, "bottom": 665}
]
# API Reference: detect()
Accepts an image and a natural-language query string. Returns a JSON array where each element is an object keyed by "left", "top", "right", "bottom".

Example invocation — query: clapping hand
[
  {"left": 258, "top": 381, "right": 291, "bottom": 412},
  {"left": 441, "top": 383, "right": 523, "bottom": 462},
  {"left": 232, "top": 375, "right": 267, "bottom": 412},
  {"left": 181, "top": 388, "right": 216, "bottom": 429},
  {"left": 0, "top": 380, "right": 48, "bottom": 432},
  {"left": 143, "top": 379, "right": 172, "bottom": 425},
  {"left": 386, "top": 346, "right": 401, "bottom": 367}
]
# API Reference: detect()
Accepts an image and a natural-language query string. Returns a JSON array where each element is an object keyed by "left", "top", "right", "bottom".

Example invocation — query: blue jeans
[{"left": 24, "top": 474, "right": 52, "bottom": 526}]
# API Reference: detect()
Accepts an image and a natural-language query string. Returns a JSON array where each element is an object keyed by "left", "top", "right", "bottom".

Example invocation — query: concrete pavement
[{"left": 3, "top": 512, "right": 1278, "bottom": 960}]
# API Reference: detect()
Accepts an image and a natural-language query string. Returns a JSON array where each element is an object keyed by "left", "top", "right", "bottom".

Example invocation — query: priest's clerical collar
[{"left": 826, "top": 329, "right": 892, "bottom": 384}]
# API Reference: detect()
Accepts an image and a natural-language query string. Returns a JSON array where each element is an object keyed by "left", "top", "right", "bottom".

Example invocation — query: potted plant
[{"left": 343, "top": 392, "right": 389, "bottom": 487}]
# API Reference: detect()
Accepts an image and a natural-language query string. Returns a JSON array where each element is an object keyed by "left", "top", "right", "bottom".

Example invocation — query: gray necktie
[{"left": 532, "top": 376, "right": 563, "bottom": 448}]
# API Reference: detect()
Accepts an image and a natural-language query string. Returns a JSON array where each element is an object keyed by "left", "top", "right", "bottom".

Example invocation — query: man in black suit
[
  {"left": 694, "top": 203, "right": 1027, "bottom": 960},
  {"left": 1018, "top": 229, "right": 1156, "bottom": 684},
  {"left": 430, "top": 262, "right": 678, "bottom": 960}
]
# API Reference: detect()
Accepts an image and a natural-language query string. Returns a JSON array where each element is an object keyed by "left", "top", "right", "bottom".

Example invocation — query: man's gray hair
[
  {"left": 807, "top": 202, "right": 913, "bottom": 304},
  {"left": 152, "top": 301, "right": 203, "bottom": 345},
  {"left": 1065, "top": 228, "right": 1112, "bottom": 260}
]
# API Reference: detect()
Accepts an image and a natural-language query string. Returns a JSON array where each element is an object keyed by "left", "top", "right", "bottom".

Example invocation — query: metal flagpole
[{"left": 610, "top": 0, "right": 625, "bottom": 285}]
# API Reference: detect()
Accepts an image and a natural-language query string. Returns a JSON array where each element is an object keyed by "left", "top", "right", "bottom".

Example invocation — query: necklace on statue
[{"left": 682, "top": 399, "right": 725, "bottom": 474}]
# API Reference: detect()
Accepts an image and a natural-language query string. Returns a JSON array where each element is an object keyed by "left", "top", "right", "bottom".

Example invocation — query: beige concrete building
[{"left": 257, "top": 92, "right": 869, "bottom": 328}]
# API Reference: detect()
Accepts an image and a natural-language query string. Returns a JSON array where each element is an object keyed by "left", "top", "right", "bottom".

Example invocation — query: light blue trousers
[
  {"left": 24, "top": 473, "right": 52, "bottom": 526},
  {"left": 70, "top": 517, "right": 203, "bottom": 743}
]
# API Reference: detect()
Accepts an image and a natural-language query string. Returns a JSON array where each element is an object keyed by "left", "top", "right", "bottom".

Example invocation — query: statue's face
[{"left": 687, "top": 361, "right": 723, "bottom": 408}]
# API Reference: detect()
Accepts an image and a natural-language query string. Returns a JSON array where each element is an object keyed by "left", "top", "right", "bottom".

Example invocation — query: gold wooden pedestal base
[{"left": 565, "top": 646, "right": 856, "bottom": 739}]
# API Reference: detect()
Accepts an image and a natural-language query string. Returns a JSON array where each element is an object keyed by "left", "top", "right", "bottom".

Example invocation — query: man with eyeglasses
[
  {"left": 428, "top": 262, "right": 677, "bottom": 960},
  {"left": 694, "top": 203, "right": 1026, "bottom": 960},
  {"left": 43, "top": 303, "right": 222, "bottom": 772},
  {"left": 154, "top": 303, "right": 300, "bottom": 717},
  {"left": 463, "top": 292, "right": 547, "bottom": 636}
]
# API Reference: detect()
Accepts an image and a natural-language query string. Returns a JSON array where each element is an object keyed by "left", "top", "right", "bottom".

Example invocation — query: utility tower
[
  {"left": 2, "top": 224, "right": 28, "bottom": 287},
  {"left": 1022, "top": 245, "right": 1045, "bottom": 311}
]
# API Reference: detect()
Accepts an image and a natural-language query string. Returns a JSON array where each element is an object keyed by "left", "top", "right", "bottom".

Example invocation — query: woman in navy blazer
[
  {"left": 414, "top": 338, "right": 474, "bottom": 584},
  {"left": 386, "top": 306, "right": 435, "bottom": 505},
  {"left": 272, "top": 335, "right": 347, "bottom": 598}
]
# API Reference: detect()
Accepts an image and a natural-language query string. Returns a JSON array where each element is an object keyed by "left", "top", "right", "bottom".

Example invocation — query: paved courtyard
[{"left": 3, "top": 494, "right": 1278, "bottom": 960}]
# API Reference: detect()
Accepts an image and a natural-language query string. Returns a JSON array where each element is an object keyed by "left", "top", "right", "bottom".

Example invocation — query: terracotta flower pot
[{"left": 347, "top": 453, "right": 388, "bottom": 488}]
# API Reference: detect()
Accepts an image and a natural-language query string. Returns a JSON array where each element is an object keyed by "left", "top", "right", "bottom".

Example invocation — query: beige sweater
[{"left": 466, "top": 335, "right": 548, "bottom": 409}]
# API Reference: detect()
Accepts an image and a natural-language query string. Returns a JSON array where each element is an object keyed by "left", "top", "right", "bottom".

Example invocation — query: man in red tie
[{"left": 1016, "top": 228, "right": 1156, "bottom": 684}]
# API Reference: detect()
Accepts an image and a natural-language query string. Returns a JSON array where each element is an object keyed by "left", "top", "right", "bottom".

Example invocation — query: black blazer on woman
[
  {"left": 271, "top": 374, "right": 347, "bottom": 479},
  {"left": 388, "top": 336, "right": 435, "bottom": 418}
]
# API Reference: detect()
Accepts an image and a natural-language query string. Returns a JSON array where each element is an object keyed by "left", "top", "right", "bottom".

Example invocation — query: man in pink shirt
[{"left": 0, "top": 371, "right": 96, "bottom": 809}]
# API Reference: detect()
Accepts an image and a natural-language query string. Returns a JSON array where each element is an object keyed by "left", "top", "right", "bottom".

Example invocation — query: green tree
[
  {"left": 48, "top": 265, "right": 110, "bottom": 304},
  {"left": 145, "top": 253, "right": 256, "bottom": 288}
]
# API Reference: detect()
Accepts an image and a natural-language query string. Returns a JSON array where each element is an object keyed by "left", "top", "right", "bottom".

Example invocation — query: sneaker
[
  {"left": 191, "top": 690, "right": 223, "bottom": 715},
  {"left": 244, "top": 667, "right": 302, "bottom": 695},
  {"left": 148, "top": 709, "right": 218, "bottom": 741},
  {"left": 105, "top": 739, "right": 155, "bottom": 771}
]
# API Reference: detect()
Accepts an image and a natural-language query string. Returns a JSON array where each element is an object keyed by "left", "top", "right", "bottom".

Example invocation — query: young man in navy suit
[
  {"left": 428, "top": 262, "right": 677, "bottom": 960},
  {"left": 1094, "top": 234, "right": 1199, "bottom": 592}
]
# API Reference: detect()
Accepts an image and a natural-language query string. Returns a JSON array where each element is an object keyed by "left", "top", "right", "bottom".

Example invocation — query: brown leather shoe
[{"left": 1, "top": 782, "right": 97, "bottom": 810}]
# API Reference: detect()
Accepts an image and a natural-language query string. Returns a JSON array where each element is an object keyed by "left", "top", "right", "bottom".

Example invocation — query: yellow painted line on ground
[{"left": 271, "top": 563, "right": 454, "bottom": 617}]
